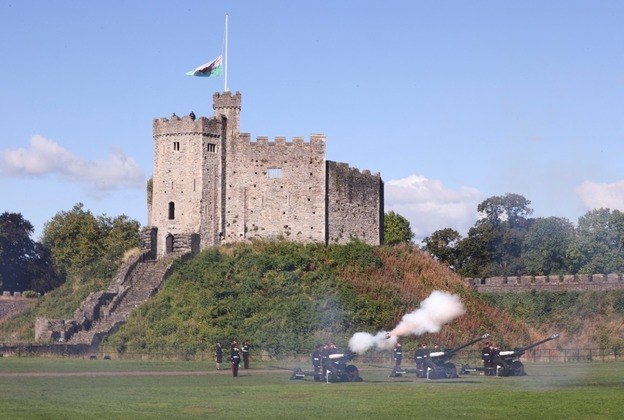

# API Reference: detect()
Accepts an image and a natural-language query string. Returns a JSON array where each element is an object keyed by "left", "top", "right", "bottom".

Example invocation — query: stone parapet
[{"left": 466, "top": 273, "right": 624, "bottom": 292}]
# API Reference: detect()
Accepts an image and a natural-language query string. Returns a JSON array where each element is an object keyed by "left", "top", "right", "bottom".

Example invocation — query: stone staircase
[{"left": 58, "top": 252, "right": 186, "bottom": 348}]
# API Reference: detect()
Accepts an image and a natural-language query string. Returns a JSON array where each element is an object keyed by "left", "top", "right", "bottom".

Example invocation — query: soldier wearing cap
[
  {"left": 482, "top": 341, "right": 492, "bottom": 375},
  {"left": 230, "top": 340, "right": 241, "bottom": 377},
  {"left": 215, "top": 341, "right": 223, "bottom": 370},
  {"left": 242, "top": 341, "right": 251, "bottom": 369},
  {"left": 311, "top": 344, "right": 323, "bottom": 381},
  {"left": 414, "top": 343, "right": 428, "bottom": 377},
  {"left": 393, "top": 342, "right": 403, "bottom": 369}
]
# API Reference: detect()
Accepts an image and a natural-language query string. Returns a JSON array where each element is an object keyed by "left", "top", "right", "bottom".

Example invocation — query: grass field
[{"left": 0, "top": 358, "right": 621, "bottom": 419}]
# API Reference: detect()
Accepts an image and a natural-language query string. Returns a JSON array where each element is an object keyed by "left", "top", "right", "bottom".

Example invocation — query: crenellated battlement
[
  {"left": 466, "top": 273, "right": 624, "bottom": 292},
  {"left": 213, "top": 91, "right": 241, "bottom": 110},
  {"left": 327, "top": 160, "right": 381, "bottom": 178},
  {"left": 153, "top": 113, "right": 221, "bottom": 137},
  {"left": 238, "top": 133, "right": 326, "bottom": 147}
]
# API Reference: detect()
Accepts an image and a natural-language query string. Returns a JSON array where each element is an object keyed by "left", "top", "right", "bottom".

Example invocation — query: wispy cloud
[
  {"left": 1, "top": 135, "right": 145, "bottom": 190},
  {"left": 576, "top": 180, "right": 624, "bottom": 211},
  {"left": 385, "top": 174, "right": 483, "bottom": 242}
]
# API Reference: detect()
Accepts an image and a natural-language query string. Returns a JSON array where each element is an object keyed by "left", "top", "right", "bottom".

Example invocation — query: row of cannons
[{"left": 291, "top": 333, "right": 559, "bottom": 382}]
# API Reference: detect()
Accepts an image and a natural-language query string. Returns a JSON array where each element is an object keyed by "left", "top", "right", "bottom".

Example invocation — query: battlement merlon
[
  {"left": 327, "top": 160, "right": 381, "bottom": 178},
  {"left": 240, "top": 133, "right": 326, "bottom": 146},
  {"left": 213, "top": 91, "right": 242, "bottom": 110},
  {"left": 153, "top": 115, "right": 221, "bottom": 137}
]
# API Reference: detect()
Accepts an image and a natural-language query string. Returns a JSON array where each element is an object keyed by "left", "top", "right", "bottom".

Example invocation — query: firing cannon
[
  {"left": 291, "top": 351, "right": 362, "bottom": 382},
  {"left": 492, "top": 333, "right": 559, "bottom": 376},
  {"left": 425, "top": 333, "right": 490, "bottom": 379}
]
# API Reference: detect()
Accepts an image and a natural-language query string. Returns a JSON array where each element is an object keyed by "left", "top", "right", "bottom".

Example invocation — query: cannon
[
  {"left": 424, "top": 333, "right": 490, "bottom": 379},
  {"left": 491, "top": 333, "right": 559, "bottom": 376},
  {"left": 291, "top": 351, "right": 362, "bottom": 382}
]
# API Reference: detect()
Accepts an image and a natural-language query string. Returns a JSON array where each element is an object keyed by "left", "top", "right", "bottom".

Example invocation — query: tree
[
  {"left": 384, "top": 211, "right": 414, "bottom": 245},
  {"left": 457, "top": 194, "right": 534, "bottom": 277},
  {"left": 0, "top": 212, "right": 61, "bottom": 292},
  {"left": 0, "top": 212, "right": 36, "bottom": 291},
  {"left": 41, "top": 203, "right": 140, "bottom": 277},
  {"left": 521, "top": 217, "right": 574, "bottom": 275},
  {"left": 567, "top": 209, "right": 624, "bottom": 274},
  {"left": 422, "top": 228, "right": 461, "bottom": 269}
]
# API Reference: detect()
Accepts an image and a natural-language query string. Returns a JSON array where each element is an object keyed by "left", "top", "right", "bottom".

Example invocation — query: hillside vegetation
[
  {"left": 104, "top": 241, "right": 539, "bottom": 356},
  {"left": 482, "top": 290, "right": 624, "bottom": 352}
]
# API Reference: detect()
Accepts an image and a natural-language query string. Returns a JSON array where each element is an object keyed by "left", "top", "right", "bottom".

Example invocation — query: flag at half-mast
[{"left": 186, "top": 55, "right": 223, "bottom": 77}]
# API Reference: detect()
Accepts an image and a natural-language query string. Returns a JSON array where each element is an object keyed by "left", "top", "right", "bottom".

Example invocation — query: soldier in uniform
[
  {"left": 414, "top": 343, "right": 427, "bottom": 377},
  {"left": 215, "top": 341, "right": 223, "bottom": 370},
  {"left": 481, "top": 341, "right": 492, "bottom": 375},
  {"left": 393, "top": 342, "right": 403, "bottom": 369},
  {"left": 311, "top": 344, "right": 323, "bottom": 381},
  {"left": 230, "top": 340, "right": 241, "bottom": 377},
  {"left": 242, "top": 341, "right": 251, "bottom": 369}
]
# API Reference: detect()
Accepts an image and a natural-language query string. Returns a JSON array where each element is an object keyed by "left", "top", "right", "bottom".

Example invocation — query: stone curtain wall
[
  {"left": 224, "top": 133, "right": 327, "bottom": 243},
  {"left": 466, "top": 273, "right": 624, "bottom": 292},
  {"left": 326, "top": 161, "right": 383, "bottom": 245}
]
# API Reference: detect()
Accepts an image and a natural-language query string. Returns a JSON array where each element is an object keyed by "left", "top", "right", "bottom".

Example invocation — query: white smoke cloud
[
  {"left": 348, "top": 290, "right": 466, "bottom": 354},
  {"left": 385, "top": 174, "right": 482, "bottom": 243},
  {"left": 576, "top": 180, "right": 624, "bottom": 212},
  {"left": 1, "top": 135, "right": 145, "bottom": 190}
]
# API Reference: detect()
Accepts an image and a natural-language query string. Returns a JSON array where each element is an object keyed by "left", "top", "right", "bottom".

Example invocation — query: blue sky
[{"left": 2, "top": 1, "right": 623, "bottom": 242}]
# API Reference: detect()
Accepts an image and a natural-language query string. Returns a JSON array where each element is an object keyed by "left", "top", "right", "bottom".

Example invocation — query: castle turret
[{"left": 213, "top": 91, "right": 241, "bottom": 140}]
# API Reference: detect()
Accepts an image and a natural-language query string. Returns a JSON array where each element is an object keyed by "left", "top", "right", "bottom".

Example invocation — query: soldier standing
[
  {"left": 414, "top": 343, "right": 427, "bottom": 377},
  {"left": 311, "top": 344, "right": 323, "bottom": 381},
  {"left": 230, "top": 340, "right": 241, "bottom": 377},
  {"left": 215, "top": 341, "right": 223, "bottom": 370},
  {"left": 481, "top": 341, "right": 492, "bottom": 375},
  {"left": 242, "top": 341, "right": 251, "bottom": 369},
  {"left": 393, "top": 342, "right": 403, "bottom": 369}
]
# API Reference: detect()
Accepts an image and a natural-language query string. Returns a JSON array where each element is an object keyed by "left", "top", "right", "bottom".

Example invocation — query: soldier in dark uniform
[
  {"left": 482, "top": 341, "right": 492, "bottom": 375},
  {"left": 414, "top": 343, "right": 427, "bottom": 377},
  {"left": 311, "top": 344, "right": 323, "bottom": 381},
  {"left": 230, "top": 340, "right": 241, "bottom": 377},
  {"left": 242, "top": 341, "right": 251, "bottom": 369},
  {"left": 215, "top": 341, "right": 223, "bottom": 370},
  {"left": 393, "top": 342, "right": 403, "bottom": 369}
]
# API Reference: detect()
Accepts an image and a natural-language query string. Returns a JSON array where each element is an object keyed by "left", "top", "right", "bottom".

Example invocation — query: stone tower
[{"left": 145, "top": 91, "right": 383, "bottom": 258}]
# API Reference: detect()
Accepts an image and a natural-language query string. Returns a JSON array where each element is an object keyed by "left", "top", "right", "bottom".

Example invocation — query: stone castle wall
[
  {"left": 149, "top": 91, "right": 383, "bottom": 254},
  {"left": 223, "top": 133, "right": 327, "bottom": 243},
  {"left": 326, "top": 161, "right": 383, "bottom": 244},
  {"left": 466, "top": 273, "right": 624, "bottom": 292}
]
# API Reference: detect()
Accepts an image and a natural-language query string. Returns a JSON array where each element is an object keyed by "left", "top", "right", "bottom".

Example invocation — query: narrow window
[
  {"left": 268, "top": 168, "right": 282, "bottom": 179},
  {"left": 173, "top": 142, "right": 180, "bottom": 151},
  {"left": 168, "top": 202, "right": 175, "bottom": 220},
  {"left": 207, "top": 143, "right": 216, "bottom": 152}
]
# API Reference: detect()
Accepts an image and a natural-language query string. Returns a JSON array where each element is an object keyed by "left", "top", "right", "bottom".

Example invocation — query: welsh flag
[{"left": 186, "top": 55, "right": 223, "bottom": 77}]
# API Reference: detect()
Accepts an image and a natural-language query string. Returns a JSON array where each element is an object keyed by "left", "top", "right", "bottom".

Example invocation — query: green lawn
[{"left": 0, "top": 359, "right": 621, "bottom": 419}]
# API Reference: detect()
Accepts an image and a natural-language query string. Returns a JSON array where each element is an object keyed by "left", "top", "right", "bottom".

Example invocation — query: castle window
[
  {"left": 207, "top": 143, "right": 216, "bottom": 152},
  {"left": 173, "top": 142, "right": 180, "bottom": 151},
  {"left": 168, "top": 202, "right": 175, "bottom": 220},
  {"left": 268, "top": 168, "right": 282, "bottom": 179}
]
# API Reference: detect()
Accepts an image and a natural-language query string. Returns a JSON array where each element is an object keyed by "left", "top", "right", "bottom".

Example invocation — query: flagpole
[{"left": 224, "top": 14, "right": 229, "bottom": 92}]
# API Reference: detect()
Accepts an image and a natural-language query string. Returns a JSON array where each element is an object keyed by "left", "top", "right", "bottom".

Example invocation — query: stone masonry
[
  {"left": 35, "top": 252, "right": 185, "bottom": 348},
  {"left": 147, "top": 92, "right": 383, "bottom": 257},
  {"left": 466, "top": 273, "right": 624, "bottom": 292}
]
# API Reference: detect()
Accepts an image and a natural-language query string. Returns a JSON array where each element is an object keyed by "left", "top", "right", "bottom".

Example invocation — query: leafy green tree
[
  {"left": 41, "top": 203, "right": 140, "bottom": 277},
  {"left": 422, "top": 228, "right": 461, "bottom": 269},
  {"left": 457, "top": 194, "right": 533, "bottom": 277},
  {"left": 521, "top": 217, "right": 574, "bottom": 275},
  {"left": 384, "top": 211, "right": 414, "bottom": 245},
  {"left": 0, "top": 212, "right": 61, "bottom": 292},
  {"left": 567, "top": 209, "right": 624, "bottom": 274}
]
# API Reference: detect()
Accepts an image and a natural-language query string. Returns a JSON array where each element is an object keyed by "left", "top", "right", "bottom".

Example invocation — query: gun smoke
[{"left": 348, "top": 290, "right": 466, "bottom": 354}]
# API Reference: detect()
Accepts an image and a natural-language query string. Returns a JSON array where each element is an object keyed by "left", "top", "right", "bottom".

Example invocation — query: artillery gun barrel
[
  {"left": 517, "top": 333, "right": 559, "bottom": 354},
  {"left": 447, "top": 333, "right": 491, "bottom": 354}
]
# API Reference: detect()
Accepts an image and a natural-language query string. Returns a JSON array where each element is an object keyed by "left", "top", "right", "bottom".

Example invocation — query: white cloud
[
  {"left": 385, "top": 174, "right": 483, "bottom": 242},
  {"left": 576, "top": 180, "right": 624, "bottom": 211},
  {"left": 1, "top": 135, "right": 145, "bottom": 190}
]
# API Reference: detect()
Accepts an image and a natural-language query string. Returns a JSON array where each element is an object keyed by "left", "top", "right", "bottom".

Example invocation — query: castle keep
[{"left": 145, "top": 92, "right": 383, "bottom": 256}]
